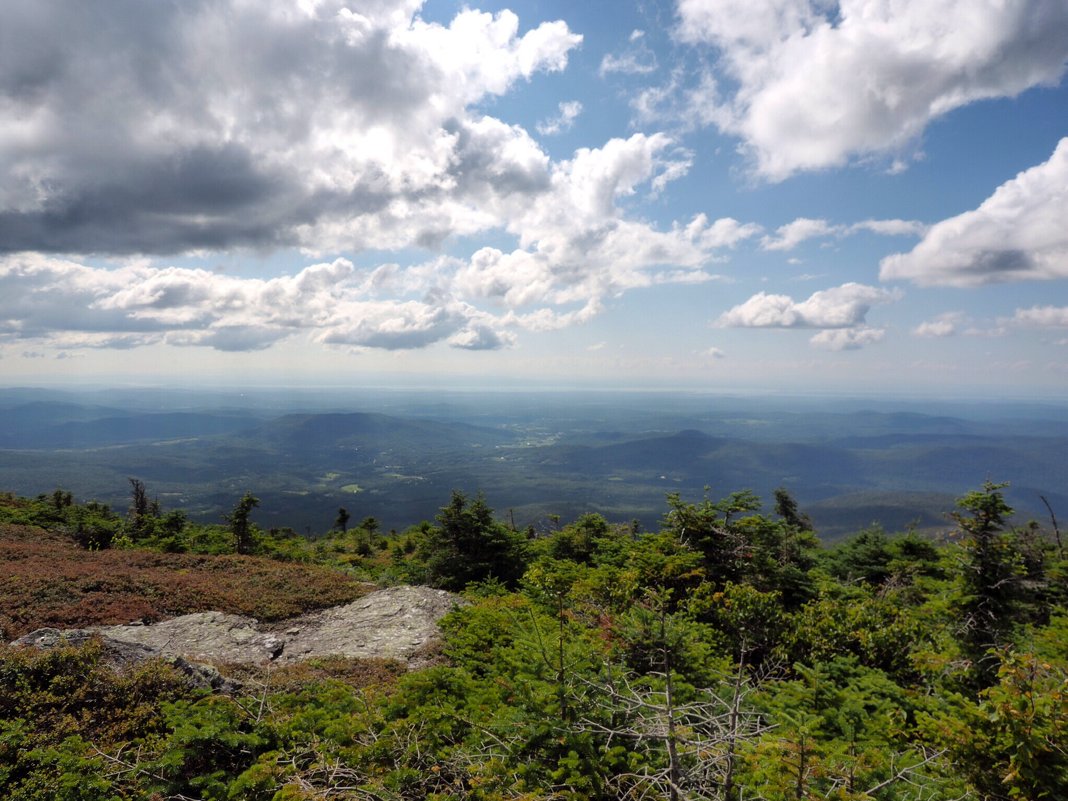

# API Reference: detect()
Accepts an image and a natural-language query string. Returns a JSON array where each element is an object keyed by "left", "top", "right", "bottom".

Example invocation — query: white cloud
[
  {"left": 880, "top": 138, "right": 1068, "bottom": 286},
  {"left": 695, "top": 216, "right": 764, "bottom": 249},
  {"left": 317, "top": 299, "right": 467, "bottom": 351},
  {"left": 454, "top": 134, "right": 753, "bottom": 314},
  {"left": 677, "top": 0, "right": 818, "bottom": 51},
  {"left": 455, "top": 247, "right": 556, "bottom": 307},
  {"left": 717, "top": 292, "right": 798, "bottom": 327},
  {"left": 761, "top": 216, "right": 927, "bottom": 251},
  {"left": 1010, "top": 306, "right": 1068, "bottom": 328},
  {"left": 704, "top": 346, "right": 726, "bottom": 359},
  {"left": 717, "top": 283, "right": 899, "bottom": 328},
  {"left": 48, "top": 333, "right": 162, "bottom": 350},
  {"left": 447, "top": 324, "right": 517, "bottom": 350},
  {"left": 536, "top": 101, "right": 584, "bottom": 136},
  {"left": 761, "top": 218, "right": 839, "bottom": 251},
  {"left": 402, "top": 9, "right": 579, "bottom": 102},
  {"left": 0, "top": 253, "right": 510, "bottom": 353},
  {"left": 913, "top": 321, "right": 954, "bottom": 338},
  {"left": 170, "top": 326, "right": 291, "bottom": 352},
  {"left": 913, "top": 312, "right": 966, "bottom": 338},
  {"left": 507, "top": 299, "right": 604, "bottom": 333},
  {"left": 676, "top": 0, "right": 1068, "bottom": 180},
  {"left": 809, "top": 327, "right": 885, "bottom": 351},
  {"left": 0, "top": 0, "right": 581, "bottom": 254},
  {"left": 600, "top": 30, "right": 659, "bottom": 76},
  {"left": 850, "top": 219, "right": 928, "bottom": 238},
  {"left": 0, "top": 127, "right": 771, "bottom": 354},
  {"left": 1, "top": 3, "right": 790, "bottom": 351}
]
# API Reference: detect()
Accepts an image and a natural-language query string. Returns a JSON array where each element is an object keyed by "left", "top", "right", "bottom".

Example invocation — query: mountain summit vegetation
[{"left": 1, "top": 480, "right": 1066, "bottom": 800}]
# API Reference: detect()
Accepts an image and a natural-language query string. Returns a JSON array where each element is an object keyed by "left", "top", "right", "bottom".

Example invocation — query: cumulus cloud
[
  {"left": 716, "top": 283, "right": 899, "bottom": 328},
  {"left": 453, "top": 134, "right": 754, "bottom": 311},
  {"left": 0, "top": 0, "right": 581, "bottom": 254},
  {"left": 675, "top": 0, "right": 1068, "bottom": 180},
  {"left": 850, "top": 219, "right": 928, "bottom": 238},
  {"left": 317, "top": 298, "right": 473, "bottom": 350},
  {"left": 0, "top": 253, "right": 509, "bottom": 353},
  {"left": 913, "top": 320, "right": 953, "bottom": 338},
  {"left": 171, "top": 326, "right": 291, "bottom": 353},
  {"left": 761, "top": 217, "right": 927, "bottom": 251},
  {"left": 880, "top": 138, "right": 1068, "bottom": 286},
  {"left": 761, "top": 218, "right": 838, "bottom": 251},
  {"left": 0, "top": 126, "right": 772, "bottom": 354},
  {"left": 448, "top": 324, "right": 517, "bottom": 350},
  {"left": 507, "top": 299, "right": 605, "bottom": 333},
  {"left": 809, "top": 327, "right": 885, "bottom": 351},
  {"left": 1009, "top": 306, "right": 1068, "bottom": 328},
  {"left": 536, "top": 101, "right": 584, "bottom": 135},
  {"left": 913, "top": 312, "right": 966, "bottom": 338},
  {"left": 0, "top": 2, "right": 787, "bottom": 353}
]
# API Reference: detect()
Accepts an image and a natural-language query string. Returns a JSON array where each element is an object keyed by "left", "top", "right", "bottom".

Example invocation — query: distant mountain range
[
  {"left": 0, "top": 403, "right": 260, "bottom": 449},
  {"left": 2, "top": 387, "right": 1066, "bottom": 540}
]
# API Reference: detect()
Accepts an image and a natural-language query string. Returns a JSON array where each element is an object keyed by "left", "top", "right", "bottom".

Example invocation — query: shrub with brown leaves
[{"left": 0, "top": 524, "right": 368, "bottom": 638}]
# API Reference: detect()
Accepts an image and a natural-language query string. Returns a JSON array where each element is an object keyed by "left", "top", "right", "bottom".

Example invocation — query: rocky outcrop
[
  {"left": 10, "top": 585, "right": 461, "bottom": 675},
  {"left": 10, "top": 627, "right": 241, "bottom": 693},
  {"left": 95, "top": 611, "right": 285, "bottom": 665},
  {"left": 273, "top": 584, "right": 459, "bottom": 665}
]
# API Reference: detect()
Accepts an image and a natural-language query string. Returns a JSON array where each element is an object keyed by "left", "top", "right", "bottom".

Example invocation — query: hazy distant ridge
[{"left": 1, "top": 389, "right": 1066, "bottom": 540}]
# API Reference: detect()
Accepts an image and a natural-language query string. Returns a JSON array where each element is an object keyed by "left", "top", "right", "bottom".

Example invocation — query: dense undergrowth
[{"left": 1, "top": 482, "right": 1067, "bottom": 800}]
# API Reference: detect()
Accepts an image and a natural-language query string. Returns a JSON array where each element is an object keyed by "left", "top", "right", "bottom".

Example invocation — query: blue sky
[{"left": 2, "top": 0, "right": 1067, "bottom": 396}]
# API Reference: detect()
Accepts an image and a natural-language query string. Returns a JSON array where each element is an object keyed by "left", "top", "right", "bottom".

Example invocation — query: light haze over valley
[{"left": 2, "top": 385, "right": 1066, "bottom": 540}]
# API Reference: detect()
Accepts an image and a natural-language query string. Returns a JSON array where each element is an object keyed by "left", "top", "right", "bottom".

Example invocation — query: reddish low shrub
[{"left": 0, "top": 526, "right": 368, "bottom": 638}]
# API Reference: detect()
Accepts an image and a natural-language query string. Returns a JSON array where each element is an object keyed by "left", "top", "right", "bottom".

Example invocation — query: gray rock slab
[
  {"left": 96, "top": 611, "right": 283, "bottom": 665},
  {"left": 11, "top": 585, "right": 463, "bottom": 670},
  {"left": 276, "top": 584, "right": 460, "bottom": 663}
]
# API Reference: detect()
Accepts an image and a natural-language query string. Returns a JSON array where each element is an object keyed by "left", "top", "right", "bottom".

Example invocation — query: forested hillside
[
  {"left": 1, "top": 482, "right": 1066, "bottom": 800},
  {"left": 5, "top": 389, "right": 1067, "bottom": 541}
]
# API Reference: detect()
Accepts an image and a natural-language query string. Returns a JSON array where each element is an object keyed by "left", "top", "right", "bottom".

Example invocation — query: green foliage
[
  {"left": 927, "top": 650, "right": 1068, "bottom": 800},
  {"left": 417, "top": 491, "right": 530, "bottom": 590},
  {"left": 661, "top": 489, "right": 819, "bottom": 614},
  {"left": 0, "top": 638, "right": 201, "bottom": 800},
  {"left": 774, "top": 486, "right": 813, "bottom": 531},
  {"left": 3, "top": 482, "right": 1067, "bottom": 801},
  {"left": 745, "top": 657, "right": 922, "bottom": 800},
  {"left": 541, "top": 513, "right": 612, "bottom": 564},
  {"left": 334, "top": 506, "right": 351, "bottom": 534},
  {"left": 225, "top": 492, "right": 261, "bottom": 556},
  {"left": 696, "top": 580, "right": 785, "bottom": 663},
  {"left": 950, "top": 481, "right": 1047, "bottom": 687},
  {"left": 149, "top": 696, "right": 271, "bottom": 798},
  {"left": 611, "top": 588, "right": 724, "bottom": 684},
  {"left": 0, "top": 491, "right": 123, "bottom": 551},
  {"left": 781, "top": 579, "right": 933, "bottom": 679},
  {"left": 823, "top": 525, "right": 897, "bottom": 585}
]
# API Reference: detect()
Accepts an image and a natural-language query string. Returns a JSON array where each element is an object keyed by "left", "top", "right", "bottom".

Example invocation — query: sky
[{"left": 1, "top": 0, "right": 1068, "bottom": 397}]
